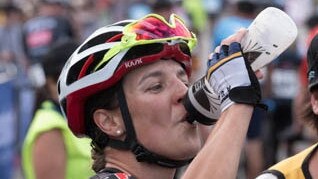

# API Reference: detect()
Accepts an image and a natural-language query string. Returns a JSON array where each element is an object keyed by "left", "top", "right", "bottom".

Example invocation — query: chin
[
  {"left": 174, "top": 149, "right": 199, "bottom": 161},
  {"left": 175, "top": 142, "right": 201, "bottom": 160}
]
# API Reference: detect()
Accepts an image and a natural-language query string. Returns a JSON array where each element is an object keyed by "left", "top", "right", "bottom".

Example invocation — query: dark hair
[
  {"left": 1, "top": 3, "right": 22, "bottom": 15},
  {"left": 84, "top": 84, "right": 119, "bottom": 172},
  {"left": 152, "top": 0, "right": 174, "bottom": 11},
  {"left": 33, "top": 40, "right": 79, "bottom": 114},
  {"left": 42, "top": 40, "right": 79, "bottom": 81},
  {"left": 306, "top": 14, "right": 318, "bottom": 29},
  {"left": 302, "top": 88, "right": 318, "bottom": 134}
]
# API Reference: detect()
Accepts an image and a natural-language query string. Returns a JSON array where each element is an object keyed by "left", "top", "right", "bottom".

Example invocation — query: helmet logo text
[{"left": 125, "top": 58, "right": 143, "bottom": 68}]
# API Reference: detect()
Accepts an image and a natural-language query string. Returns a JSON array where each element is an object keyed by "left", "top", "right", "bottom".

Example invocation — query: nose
[{"left": 173, "top": 78, "right": 188, "bottom": 104}]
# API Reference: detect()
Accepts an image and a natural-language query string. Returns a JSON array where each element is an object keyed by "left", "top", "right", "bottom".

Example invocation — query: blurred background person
[
  {"left": 22, "top": 0, "right": 76, "bottom": 88},
  {"left": 21, "top": 40, "right": 93, "bottom": 179},
  {"left": 0, "top": 3, "right": 27, "bottom": 179},
  {"left": 262, "top": 47, "right": 302, "bottom": 167},
  {"left": 18, "top": 0, "right": 78, "bottom": 159},
  {"left": 212, "top": 0, "right": 259, "bottom": 47}
]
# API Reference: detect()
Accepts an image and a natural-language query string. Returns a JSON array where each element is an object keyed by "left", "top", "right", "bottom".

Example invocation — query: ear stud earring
[{"left": 116, "top": 130, "right": 122, "bottom": 135}]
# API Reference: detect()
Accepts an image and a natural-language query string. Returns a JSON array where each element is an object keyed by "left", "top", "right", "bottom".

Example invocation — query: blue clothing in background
[
  {"left": 212, "top": 16, "right": 252, "bottom": 48},
  {"left": 0, "top": 80, "right": 16, "bottom": 179}
]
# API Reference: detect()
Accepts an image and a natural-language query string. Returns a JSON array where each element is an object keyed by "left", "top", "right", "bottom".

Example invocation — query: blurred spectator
[
  {"left": 71, "top": 0, "right": 103, "bottom": 41},
  {"left": 22, "top": 0, "right": 76, "bottom": 87},
  {"left": 150, "top": 0, "right": 177, "bottom": 20},
  {"left": 127, "top": 0, "right": 151, "bottom": 20},
  {"left": 0, "top": 3, "right": 27, "bottom": 179},
  {"left": 149, "top": 0, "right": 189, "bottom": 24},
  {"left": 148, "top": 0, "right": 208, "bottom": 34},
  {"left": 286, "top": 13, "right": 318, "bottom": 158},
  {"left": 18, "top": 0, "right": 77, "bottom": 155},
  {"left": 212, "top": 0, "right": 259, "bottom": 47},
  {"left": 262, "top": 48, "right": 302, "bottom": 167},
  {"left": 22, "top": 40, "right": 94, "bottom": 179},
  {"left": 182, "top": 0, "right": 208, "bottom": 33}
]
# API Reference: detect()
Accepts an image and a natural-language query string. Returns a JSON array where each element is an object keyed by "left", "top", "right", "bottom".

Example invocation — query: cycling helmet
[{"left": 58, "top": 13, "right": 197, "bottom": 167}]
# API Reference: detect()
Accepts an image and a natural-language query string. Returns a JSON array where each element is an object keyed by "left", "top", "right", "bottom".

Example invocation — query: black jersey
[{"left": 90, "top": 168, "right": 135, "bottom": 179}]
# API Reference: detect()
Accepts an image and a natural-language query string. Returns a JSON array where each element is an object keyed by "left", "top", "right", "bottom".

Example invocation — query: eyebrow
[
  {"left": 139, "top": 68, "right": 187, "bottom": 85},
  {"left": 139, "top": 71, "right": 163, "bottom": 85}
]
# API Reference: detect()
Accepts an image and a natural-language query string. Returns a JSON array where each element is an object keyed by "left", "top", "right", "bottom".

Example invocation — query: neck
[
  {"left": 104, "top": 147, "right": 176, "bottom": 179},
  {"left": 309, "top": 145, "right": 318, "bottom": 177}
]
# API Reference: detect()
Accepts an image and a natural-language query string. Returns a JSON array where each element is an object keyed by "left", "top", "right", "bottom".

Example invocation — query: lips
[{"left": 180, "top": 112, "right": 197, "bottom": 125}]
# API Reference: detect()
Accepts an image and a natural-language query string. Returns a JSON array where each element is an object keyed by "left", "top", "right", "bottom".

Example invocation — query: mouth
[{"left": 182, "top": 113, "right": 197, "bottom": 125}]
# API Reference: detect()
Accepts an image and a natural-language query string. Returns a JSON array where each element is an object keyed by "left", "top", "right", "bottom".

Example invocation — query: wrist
[
  {"left": 224, "top": 103, "right": 254, "bottom": 114},
  {"left": 220, "top": 100, "right": 234, "bottom": 112}
]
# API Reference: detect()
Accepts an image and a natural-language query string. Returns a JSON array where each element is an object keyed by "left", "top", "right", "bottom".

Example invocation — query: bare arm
[
  {"left": 183, "top": 104, "right": 253, "bottom": 179},
  {"left": 33, "top": 129, "right": 66, "bottom": 179}
]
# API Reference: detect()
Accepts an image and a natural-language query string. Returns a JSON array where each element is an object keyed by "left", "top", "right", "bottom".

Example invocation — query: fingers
[
  {"left": 255, "top": 69, "right": 264, "bottom": 80},
  {"left": 208, "top": 28, "right": 247, "bottom": 66},
  {"left": 214, "top": 46, "right": 221, "bottom": 54},
  {"left": 219, "top": 45, "right": 229, "bottom": 59}
]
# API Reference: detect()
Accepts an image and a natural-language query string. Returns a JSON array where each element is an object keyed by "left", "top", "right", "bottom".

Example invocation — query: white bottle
[{"left": 241, "top": 7, "right": 298, "bottom": 71}]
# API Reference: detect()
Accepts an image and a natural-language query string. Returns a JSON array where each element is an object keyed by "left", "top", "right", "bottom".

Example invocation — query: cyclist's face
[{"left": 123, "top": 59, "right": 202, "bottom": 159}]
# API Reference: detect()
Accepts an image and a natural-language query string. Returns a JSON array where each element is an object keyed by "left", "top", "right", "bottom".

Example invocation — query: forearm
[{"left": 183, "top": 104, "right": 253, "bottom": 179}]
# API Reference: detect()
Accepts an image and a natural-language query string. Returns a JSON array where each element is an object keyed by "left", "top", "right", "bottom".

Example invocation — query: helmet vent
[
  {"left": 66, "top": 57, "right": 86, "bottom": 85},
  {"left": 78, "top": 32, "right": 121, "bottom": 53},
  {"left": 66, "top": 50, "right": 110, "bottom": 85}
]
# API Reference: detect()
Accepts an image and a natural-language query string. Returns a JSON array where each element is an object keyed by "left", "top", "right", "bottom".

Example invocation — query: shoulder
[
  {"left": 25, "top": 101, "right": 68, "bottom": 141},
  {"left": 269, "top": 144, "right": 318, "bottom": 171},
  {"left": 256, "top": 143, "right": 318, "bottom": 179}
]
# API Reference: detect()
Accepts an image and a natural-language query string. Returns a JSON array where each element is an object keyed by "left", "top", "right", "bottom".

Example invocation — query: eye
[
  {"left": 148, "top": 83, "right": 163, "bottom": 92},
  {"left": 183, "top": 81, "right": 189, "bottom": 87}
]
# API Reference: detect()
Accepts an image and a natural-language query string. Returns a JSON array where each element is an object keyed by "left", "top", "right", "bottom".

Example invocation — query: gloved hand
[
  {"left": 207, "top": 42, "right": 262, "bottom": 112},
  {"left": 184, "top": 30, "right": 265, "bottom": 125}
]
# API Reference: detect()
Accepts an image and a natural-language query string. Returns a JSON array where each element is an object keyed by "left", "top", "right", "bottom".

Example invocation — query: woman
[{"left": 58, "top": 14, "right": 262, "bottom": 178}]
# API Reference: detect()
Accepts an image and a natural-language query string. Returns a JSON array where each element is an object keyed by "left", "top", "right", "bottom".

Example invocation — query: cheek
[
  {"left": 128, "top": 95, "right": 171, "bottom": 131},
  {"left": 126, "top": 97, "right": 202, "bottom": 160},
  {"left": 128, "top": 95, "right": 174, "bottom": 139}
]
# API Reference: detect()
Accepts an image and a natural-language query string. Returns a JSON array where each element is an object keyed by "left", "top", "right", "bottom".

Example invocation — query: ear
[
  {"left": 93, "top": 109, "right": 125, "bottom": 138},
  {"left": 311, "top": 94, "right": 318, "bottom": 115}
]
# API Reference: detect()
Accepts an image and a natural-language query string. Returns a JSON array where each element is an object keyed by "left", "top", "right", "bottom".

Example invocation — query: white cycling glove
[
  {"left": 184, "top": 42, "right": 265, "bottom": 125},
  {"left": 207, "top": 42, "right": 263, "bottom": 112}
]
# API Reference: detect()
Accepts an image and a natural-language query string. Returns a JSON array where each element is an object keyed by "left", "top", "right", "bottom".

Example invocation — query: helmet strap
[
  {"left": 107, "top": 82, "right": 137, "bottom": 150},
  {"left": 108, "top": 82, "right": 192, "bottom": 168}
]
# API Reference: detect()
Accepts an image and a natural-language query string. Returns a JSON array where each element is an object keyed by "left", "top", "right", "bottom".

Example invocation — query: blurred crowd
[{"left": 1, "top": 0, "right": 318, "bottom": 178}]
